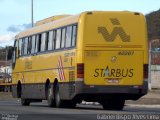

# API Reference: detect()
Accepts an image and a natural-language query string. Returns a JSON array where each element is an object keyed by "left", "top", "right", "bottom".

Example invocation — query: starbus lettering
[{"left": 94, "top": 66, "right": 134, "bottom": 78}]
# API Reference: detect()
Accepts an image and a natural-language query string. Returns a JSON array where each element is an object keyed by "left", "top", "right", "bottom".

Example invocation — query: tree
[{"left": 146, "top": 9, "right": 160, "bottom": 40}]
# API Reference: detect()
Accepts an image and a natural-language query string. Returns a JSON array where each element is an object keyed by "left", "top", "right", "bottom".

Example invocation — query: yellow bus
[{"left": 12, "top": 11, "right": 148, "bottom": 110}]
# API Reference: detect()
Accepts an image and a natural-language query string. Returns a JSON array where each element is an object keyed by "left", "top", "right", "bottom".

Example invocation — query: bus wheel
[
  {"left": 47, "top": 84, "right": 55, "bottom": 107},
  {"left": 17, "top": 82, "right": 21, "bottom": 98},
  {"left": 21, "top": 99, "right": 30, "bottom": 106},
  {"left": 102, "top": 99, "right": 125, "bottom": 110},
  {"left": 54, "top": 84, "right": 76, "bottom": 108},
  {"left": 54, "top": 84, "right": 64, "bottom": 108}
]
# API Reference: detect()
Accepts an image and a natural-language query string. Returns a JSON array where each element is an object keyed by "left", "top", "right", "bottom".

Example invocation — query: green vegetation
[
  {"left": 0, "top": 48, "right": 6, "bottom": 61},
  {"left": 146, "top": 9, "right": 160, "bottom": 40},
  {"left": 0, "top": 47, "right": 13, "bottom": 61}
]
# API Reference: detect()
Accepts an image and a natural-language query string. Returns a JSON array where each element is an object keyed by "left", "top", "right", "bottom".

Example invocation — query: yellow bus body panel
[{"left": 12, "top": 49, "right": 76, "bottom": 84}]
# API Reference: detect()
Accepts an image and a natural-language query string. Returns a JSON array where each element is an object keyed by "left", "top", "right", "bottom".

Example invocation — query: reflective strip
[{"left": 57, "top": 56, "right": 65, "bottom": 81}]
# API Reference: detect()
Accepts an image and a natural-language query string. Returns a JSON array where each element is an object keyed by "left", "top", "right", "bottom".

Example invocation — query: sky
[{"left": 0, "top": 0, "right": 160, "bottom": 47}]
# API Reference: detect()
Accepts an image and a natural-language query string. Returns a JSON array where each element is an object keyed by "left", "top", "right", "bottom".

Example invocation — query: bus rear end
[{"left": 76, "top": 11, "right": 148, "bottom": 110}]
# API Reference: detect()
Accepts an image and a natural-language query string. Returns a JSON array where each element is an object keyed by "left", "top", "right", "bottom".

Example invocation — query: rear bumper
[{"left": 74, "top": 80, "right": 148, "bottom": 100}]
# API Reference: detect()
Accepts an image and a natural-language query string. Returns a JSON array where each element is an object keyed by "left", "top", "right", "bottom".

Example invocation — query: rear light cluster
[
  {"left": 143, "top": 64, "right": 148, "bottom": 79},
  {"left": 77, "top": 63, "right": 84, "bottom": 78}
]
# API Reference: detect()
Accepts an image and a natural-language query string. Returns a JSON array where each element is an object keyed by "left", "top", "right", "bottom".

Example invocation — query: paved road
[{"left": 0, "top": 100, "right": 160, "bottom": 120}]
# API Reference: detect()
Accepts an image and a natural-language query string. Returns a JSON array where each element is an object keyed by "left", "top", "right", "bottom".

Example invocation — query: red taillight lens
[
  {"left": 77, "top": 63, "right": 84, "bottom": 78},
  {"left": 144, "top": 64, "right": 148, "bottom": 79}
]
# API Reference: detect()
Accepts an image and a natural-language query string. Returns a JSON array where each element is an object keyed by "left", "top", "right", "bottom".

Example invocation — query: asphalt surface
[{"left": 0, "top": 100, "right": 160, "bottom": 120}]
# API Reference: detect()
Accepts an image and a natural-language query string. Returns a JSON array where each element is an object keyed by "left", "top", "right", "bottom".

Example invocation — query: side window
[
  {"left": 41, "top": 33, "right": 46, "bottom": 52},
  {"left": 48, "top": 31, "right": 53, "bottom": 50},
  {"left": 28, "top": 37, "right": 32, "bottom": 54},
  {"left": 53, "top": 30, "right": 56, "bottom": 50},
  {"left": 61, "top": 28, "right": 66, "bottom": 48},
  {"left": 18, "top": 39, "right": 22, "bottom": 56},
  {"left": 55, "top": 29, "right": 61, "bottom": 49},
  {"left": 66, "top": 26, "right": 72, "bottom": 48},
  {"left": 71, "top": 25, "right": 77, "bottom": 47},
  {"left": 12, "top": 40, "right": 18, "bottom": 68},
  {"left": 45, "top": 32, "right": 49, "bottom": 51},
  {"left": 31, "top": 35, "right": 36, "bottom": 54},
  {"left": 21, "top": 38, "right": 25, "bottom": 56},
  {"left": 35, "top": 34, "right": 42, "bottom": 53},
  {"left": 15, "top": 40, "right": 18, "bottom": 58},
  {"left": 24, "top": 37, "right": 28, "bottom": 55}
]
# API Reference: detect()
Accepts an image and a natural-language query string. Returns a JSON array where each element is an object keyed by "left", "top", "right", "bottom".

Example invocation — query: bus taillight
[
  {"left": 77, "top": 63, "right": 84, "bottom": 78},
  {"left": 143, "top": 64, "right": 148, "bottom": 79}
]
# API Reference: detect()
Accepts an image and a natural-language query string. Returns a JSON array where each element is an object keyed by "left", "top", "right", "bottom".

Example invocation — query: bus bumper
[{"left": 73, "top": 81, "right": 148, "bottom": 100}]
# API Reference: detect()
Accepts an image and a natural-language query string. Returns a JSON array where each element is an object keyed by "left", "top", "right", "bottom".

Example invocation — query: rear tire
[
  {"left": 55, "top": 85, "right": 64, "bottom": 108},
  {"left": 21, "top": 99, "right": 30, "bottom": 106},
  {"left": 54, "top": 83, "right": 76, "bottom": 108},
  {"left": 47, "top": 84, "right": 55, "bottom": 107},
  {"left": 102, "top": 99, "right": 125, "bottom": 110}
]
